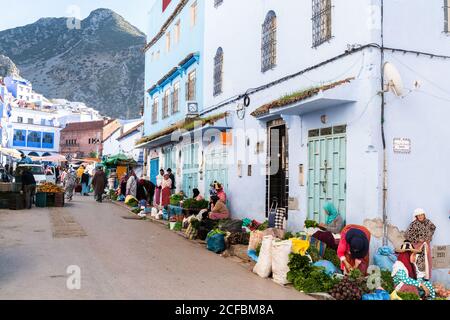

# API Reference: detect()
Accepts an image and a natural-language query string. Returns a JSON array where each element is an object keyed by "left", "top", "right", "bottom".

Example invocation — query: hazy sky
[{"left": 0, "top": 0, "right": 156, "bottom": 33}]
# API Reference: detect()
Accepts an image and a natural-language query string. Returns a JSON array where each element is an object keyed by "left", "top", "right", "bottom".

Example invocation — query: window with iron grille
[
  {"left": 261, "top": 11, "right": 277, "bottom": 73},
  {"left": 163, "top": 89, "right": 170, "bottom": 118},
  {"left": 214, "top": 0, "right": 223, "bottom": 7},
  {"left": 445, "top": 0, "right": 450, "bottom": 33},
  {"left": 172, "top": 82, "right": 180, "bottom": 113},
  {"left": 185, "top": 70, "right": 196, "bottom": 100},
  {"left": 312, "top": 0, "right": 332, "bottom": 47},
  {"left": 152, "top": 98, "right": 159, "bottom": 124},
  {"left": 213, "top": 47, "right": 224, "bottom": 96}
]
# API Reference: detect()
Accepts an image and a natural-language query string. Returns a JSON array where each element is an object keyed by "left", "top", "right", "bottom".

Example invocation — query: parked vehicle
[{"left": 15, "top": 164, "right": 55, "bottom": 185}]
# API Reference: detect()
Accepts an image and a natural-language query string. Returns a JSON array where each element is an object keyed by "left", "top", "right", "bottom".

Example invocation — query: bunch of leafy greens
[
  {"left": 255, "top": 243, "right": 262, "bottom": 257},
  {"left": 170, "top": 194, "right": 183, "bottom": 206},
  {"left": 307, "top": 246, "right": 321, "bottom": 263},
  {"left": 304, "top": 220, "right": 319, "bottom": 228},
  {"left": 283, "top": 231, "right": 294, "bottom": 240},
  {"left": 293, "top": 267, "right": 340, "bottom": 293},
  {"left": 287, "top": 253, "right": 314, "bottom": 283},
  {"left": 190, "top": 218, "right": 200, "bottom": 230},
  {"left": 397, "top": 292, "right": 420, "bottom": 300},
  {"left": 380, "top": 270, "right": 395, "bottom": 293},
  {"left": 257, "top": 220, "right": 269, "bottom": 231},
  {"left": 323, "top": 248, "right": 341, "bottom": 268}
]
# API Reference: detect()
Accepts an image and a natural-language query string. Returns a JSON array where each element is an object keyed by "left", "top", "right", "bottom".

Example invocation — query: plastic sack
[
  {"left": 151, "top": 207, "right": 158, "bottom": 218},
  {"left": 290, "top": 238, "right": 310, "bottom": 256},
  {"left": 125, "top": 195, "right": 138, "bottom": 207},
  {"left": 118, "top": 194, "right": 125, "bottom": 202},
  {"left": 362, "top": 289, "right": 391, "bottom": 300},
  {"left": 253, "top": 235, "right": 274, "bottom": 278},
  {"left": 313, "top": 260, "right": 340, "bottom": 276},
  {"left": 248, "top": 231, "right": 264, "bottom": 251},
  {"left": 207, "top": 233, "right": 226, "bottom": 253},
  {"left": 271, "top": 240, "right": 292, "bottom": 285},
  {"left": 247, "top": 249, "right": 259, "bottom": 262},
  {"left": 374, "top": 246, "right": 397, "bottom": 272}
]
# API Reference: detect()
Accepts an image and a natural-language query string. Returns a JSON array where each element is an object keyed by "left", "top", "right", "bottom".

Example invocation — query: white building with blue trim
[{"left": 140, "top": 0, "right": 450, "bottom": 284}]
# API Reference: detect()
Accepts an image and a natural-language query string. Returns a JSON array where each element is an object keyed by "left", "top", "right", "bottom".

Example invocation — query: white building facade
[{"left": 197, "top": 0, "right": 450, "bottom": 284}]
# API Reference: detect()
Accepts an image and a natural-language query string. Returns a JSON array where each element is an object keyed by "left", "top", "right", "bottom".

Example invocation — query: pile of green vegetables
[
  {"left": 397, "top": 292, "right": 420, "bottom": 300},
  {"left": 170, "top": 194, "right": 184, "bottom": 206},
  {"left": 182, "top": 199, "right": 209, "bottom": 210},
  {"left": 287, "top": 253, "right": 339, "bottom": 293},
  {"left": 207, "top": 229, "right": 226, "bottom": 238},
  {"left": 257, "top": 220, "right": 269, "bottom": 231},
  {"left": 126, "top": 198, "right": 138, "bottom": 207},
  {"left": 173, "top": 222, "right": 183, "bottom": 231},
  {"left": 304, "top": 220, "right": 319, "bottom": 228},
  {"left": 131, "top": 207, "right": 141, "bottom": 214}
]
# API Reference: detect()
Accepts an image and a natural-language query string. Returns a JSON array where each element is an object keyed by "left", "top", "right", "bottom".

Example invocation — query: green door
[
  {"left": 182, "top": 143, "right": 199, "bottom": 198},
  {"left": 205, "top": 147, "right": 228, "bottom": 201},
  {"left": 307, "top": 126, "right": 346, "bottom": 223}
]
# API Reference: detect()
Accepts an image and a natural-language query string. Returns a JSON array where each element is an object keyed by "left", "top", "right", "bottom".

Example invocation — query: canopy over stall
[{"left": 102, "top": 153, "right": 137, "bottom": 167}]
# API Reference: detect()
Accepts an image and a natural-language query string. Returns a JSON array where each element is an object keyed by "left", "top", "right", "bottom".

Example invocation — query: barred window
[
  {"left": 162, "top": 89, "right": 170, "bottom": 118},
  {"left": 172, "top": 82, "right": 180, "bottom": 113},
  {"left": 261, "top": 11, "right": 277, "bottom": 73},
  {"left": 152, "top": 97, "right": 159, "bottom": 124},
  {"left": 312, "top": 0, "right": 332, "bottom": 47},
  {"left": 445, "top": 0, "right": 450, "bottom": 33},
  {"left": 186, "top": 70, "right": 196, "bottom": 100},
  {"left": 214, "top": 0, "right": 223, "bottom": 7},
  {"left": 213, "top": 47, "right": 224, "bottom": 96}
]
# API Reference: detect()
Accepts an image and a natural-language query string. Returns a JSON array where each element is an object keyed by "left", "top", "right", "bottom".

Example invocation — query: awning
[
  {"left": 31, "top": 154, "right": 67, "bottom": 162},
  {"left": 0, "top": 147, "right": 22, "bottom": 159},
  {"left": 252, "top": 78, "right": 359, "bottom": 121},
  {"left": 135, "top": 112, "right": 232, "bottom": 150}
]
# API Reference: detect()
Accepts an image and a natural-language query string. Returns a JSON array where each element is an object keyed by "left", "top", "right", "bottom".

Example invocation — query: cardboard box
[{"left": 432, "top": 245, "right": 450, "bottom": 269}]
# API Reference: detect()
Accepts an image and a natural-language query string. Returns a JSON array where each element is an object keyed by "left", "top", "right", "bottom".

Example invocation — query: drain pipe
[{"left": 380, "top": 0, "right": 388, "bottom": 246}]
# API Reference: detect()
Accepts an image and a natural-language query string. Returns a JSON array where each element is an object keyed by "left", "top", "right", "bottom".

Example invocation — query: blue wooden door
[
  {"left": 307, "top": 126, "right": 346, "bottom": 223},
  {"left": 205, "top": 147, "right": 228, "bottom": 201},
  {"left": 150, "top": 158, "right": 160, "bottom": 185},
  {"left": 182, "top": 143, "right": 199, "bottom": 198}
]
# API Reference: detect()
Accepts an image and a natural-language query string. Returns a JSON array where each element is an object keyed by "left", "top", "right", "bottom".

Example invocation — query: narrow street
[{"left": 0, "top": 196, "right": 311, "bottom": 300}]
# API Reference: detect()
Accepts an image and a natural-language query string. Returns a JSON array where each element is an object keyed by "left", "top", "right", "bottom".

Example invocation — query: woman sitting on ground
[
  {"left": 392, "top": 242, "right": 435, "bottom": 299},
  {"left": 208, "top": 195, "right": 230, "bottom": 220},
  {"left": 192, "top": 188, "right": 204, "bottom": 201},
  {"left": 312, "top": 202, "right": 344, "bottom": 250}
]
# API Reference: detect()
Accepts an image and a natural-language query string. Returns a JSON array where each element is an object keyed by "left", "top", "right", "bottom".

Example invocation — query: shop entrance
[
  {"left": 307, "top": 125, "right": 347, "bottom": 223},
  {"left": 205, "top": 146, "right": 228, "bottom": 201},
  {"left": 149, "top": 157, "right": 160, "bottom": 185},
  {"left": 266, "top": 120, "right": 288, "bottom": 217}
]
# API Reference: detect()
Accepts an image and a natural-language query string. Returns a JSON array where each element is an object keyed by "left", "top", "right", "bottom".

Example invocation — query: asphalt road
[{"left": 0, "top": 195, "right": 311, "bottom": 300}]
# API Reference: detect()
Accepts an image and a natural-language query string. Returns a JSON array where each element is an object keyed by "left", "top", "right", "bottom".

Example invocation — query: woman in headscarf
[
  {"left": 160, "top": 173, "right": 172, "bottom": 207},
  {"left": 391, "top": 242, "right": 435, "bottom": 299},
  {"left": 215, "top": 183, "right": 227, "bottom": 204},
  {"left": 192, "top": 188, "right": 203, "bottom": 201},
  {"left": 312, "top": 202, "right": 345, "bottom": 250},
  {"left": 80, "top": 168, "right": 90, "bottom": 196},
  {"left": 337, "top": 225, "right": 371, "bottom": 275},
  {"left": 154, "top": 169, "right": 164, "bottom": 206},
  {"left": 64, "top": 168, "right": 77, "bottom": 201},
  {"left": 126, "top": 170, "right": 137, "bottom": 197},
  {"left": 404, "top": 208, "right": 436, "bottom": 280},
  {"left": 208, "top": 195, "right": 230, "bottom": 220},
  {"left": 120, "top": 173, "right": 128, "bottom": 196}
]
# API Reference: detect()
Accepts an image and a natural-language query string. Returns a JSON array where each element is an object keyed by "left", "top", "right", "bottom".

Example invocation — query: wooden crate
[{"left": 54, "top": 192, "right": 65, "bottom": 207}]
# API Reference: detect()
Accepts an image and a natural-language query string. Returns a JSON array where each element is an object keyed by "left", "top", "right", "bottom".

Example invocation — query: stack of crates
[
  {"left": 35, "top": 192, "right": 47, "bottom": 208},
  {"left": 54, "top": 192, "right": 65, "bottom": 207},
  {"left": 9, "top": 193, "right": 25, "bottom": 210}
]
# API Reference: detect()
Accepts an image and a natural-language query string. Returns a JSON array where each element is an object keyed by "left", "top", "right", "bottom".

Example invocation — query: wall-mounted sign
[{"left": 393, "top": 138, "right": 411, "bottom": 153}]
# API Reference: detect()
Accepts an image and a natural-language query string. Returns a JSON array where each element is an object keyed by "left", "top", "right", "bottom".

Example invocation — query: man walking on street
[
  {"left": 167, "top": 168, "right": 176, "bottom": 195},
  {"left": 21, "top": 168, "right": 36, "bottom": 209},
  {"left": 92, "top": 166, "right": 107, "bottom": 202},
  {"left": 64, "top": 168, "right": 76, "bottom": 201}
]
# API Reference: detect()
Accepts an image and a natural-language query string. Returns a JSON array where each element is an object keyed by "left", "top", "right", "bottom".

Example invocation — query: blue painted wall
[{"left": 144, "top": 0, "right": 205, "bottom": 137}]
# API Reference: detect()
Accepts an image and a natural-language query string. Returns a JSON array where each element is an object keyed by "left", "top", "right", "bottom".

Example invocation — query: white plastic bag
[
  {"left": 271, "top": 239, "right": 292, "bottom": 285},
  {"left": 151, "top": 207, "right": 158, "bottom": 218},
  {"left": 253, "top": 235, "right": 274, "bottom": 278}
]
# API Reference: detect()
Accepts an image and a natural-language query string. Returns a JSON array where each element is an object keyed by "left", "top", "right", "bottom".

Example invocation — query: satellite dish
[{"left": 384, "top": 62, "right": 404, "bottom": 97}]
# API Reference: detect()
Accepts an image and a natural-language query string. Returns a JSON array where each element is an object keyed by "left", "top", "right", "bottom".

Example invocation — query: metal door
[
  {"left": 307, "top": 126, "right": 346, "bottom": 223},
  {"left": 182, "top": 143, "right": 199, "bottom": 198},
  {"left": 205, "top": 146, "right": 228, "bottom": 200},
  {"left": 150, "top": 158, "right": 160, "bottom": 185}
]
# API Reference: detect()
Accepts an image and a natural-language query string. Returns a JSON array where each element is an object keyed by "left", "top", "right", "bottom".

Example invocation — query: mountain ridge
[{"left": 0, "top": 8, "right": 146, "bottom": 119}]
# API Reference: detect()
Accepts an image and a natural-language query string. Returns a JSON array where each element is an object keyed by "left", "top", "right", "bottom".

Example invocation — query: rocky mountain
[
  {"left": 0, "top": 8, "right": 146, "bottom": 118},
  {"left": 0, "top": 54, "right": 20, "bottom": 77}
]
